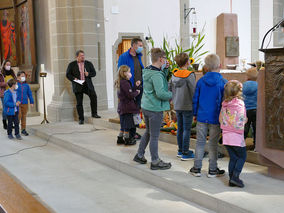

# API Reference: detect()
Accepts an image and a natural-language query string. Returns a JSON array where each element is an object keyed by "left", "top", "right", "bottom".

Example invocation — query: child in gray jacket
[{"left": 169, "top": 53, "right": 196, "bottom": 160}]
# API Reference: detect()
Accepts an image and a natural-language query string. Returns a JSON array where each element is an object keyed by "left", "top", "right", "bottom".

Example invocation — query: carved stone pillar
[{"left": 47, "top": 0, "right": 107, "bottom": 122}]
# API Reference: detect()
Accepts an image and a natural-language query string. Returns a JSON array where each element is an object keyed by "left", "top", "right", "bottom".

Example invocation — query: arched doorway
[{"left": 112, "top": 33, "right": 149, "bottom": 109}]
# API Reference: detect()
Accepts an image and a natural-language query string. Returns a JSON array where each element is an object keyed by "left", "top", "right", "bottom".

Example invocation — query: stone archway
[{"left": 112, "top": 33, "right": 149, "bottom": 110}]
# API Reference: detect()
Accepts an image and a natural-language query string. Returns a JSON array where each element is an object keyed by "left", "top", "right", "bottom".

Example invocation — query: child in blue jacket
[
  {"left": 17, "top": 71, "right": 34, "bottom": 136},
  {"left": 4, "top": 79, "right": 22, "bottom": 140},
  {"left": 243, "top": 68, "right": 258, "bottom": 150},
  {"left": 190, "top": 54, "right": 227, "bottom": 178}
]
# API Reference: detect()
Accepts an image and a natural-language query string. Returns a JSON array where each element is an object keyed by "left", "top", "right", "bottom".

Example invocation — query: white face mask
[
  {"left": 21, "top": 76, "right": 26, "bottom": 82},
  {"left": 15, "top": 84, "right": 18, "bottom": 90},
  {"left": 5, "top": 65, "right": 11, "bottom": 70}
]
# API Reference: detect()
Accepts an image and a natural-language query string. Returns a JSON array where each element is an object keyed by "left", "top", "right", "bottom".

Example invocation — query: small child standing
[
  {"left": 17, "top": 71, "right": 34, "bottom": 136},
  {"left": 243, "top": 68, "right": 258, "bottom": 150},
  {"left": 169, "top": 52, "right": 196, "bottom": 160},
  {"left": 190, "top": 54, "right": 226, "bottom": 178},
  {"left": 4, "top": 79, "right": 22, "bottom": 140},
  {"left": 115, "top": 65, "right": 141, "bottom": 145},
  {"left": 220, "top": 80, "right": 247, "bottom": 188}
]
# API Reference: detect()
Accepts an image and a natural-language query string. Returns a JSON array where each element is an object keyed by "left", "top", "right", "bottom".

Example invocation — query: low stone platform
[
  {"left": 30, "top": 121, "right": 284, "bottom": 213},
  {"left": 88, "top": 110, "right": 261, "bottom": 166}
]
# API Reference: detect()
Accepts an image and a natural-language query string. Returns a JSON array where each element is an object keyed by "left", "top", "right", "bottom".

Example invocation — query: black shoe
[
  {"left": 79, "top": 120, "right": 84, "bottom": 125},
  {"left": 207, "top": 168, "right": 225, "bottom": 178},
  {"left": 229, "top": 178, "right": 244, "bottom": 188},
  {"left": 117, "top": 136, "right": 125, "bottom": 145},
  {"left": 229, "top": 181, "right": 236, "bottom": 187},
  {"left": 21, "top": 129, "right": 29, "bottom": 136},
  {"left": 150, "top": 160, "right": 171, "bottom": 170},
  {"left": 134, "top": 133, "right": 142, "bottom": 140},
  {"left": 133, "top": 154, "right": 147, "bottom": 164},
  {"left": 2, "top": 119, "right": 7, "bottom": 130},
  {"left": 189, "top": 167, "right": 201, "bottom": 177},
  {"left": 124, "top": 137, "right": 136, "bottom": 145},
  {"left": 92, "top": 114, "right": 101, "bottom": 118}
]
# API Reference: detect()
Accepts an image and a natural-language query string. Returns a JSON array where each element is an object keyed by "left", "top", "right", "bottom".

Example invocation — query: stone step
[
  {"left": 30, "top": 122, "right": 284, "bottom": 213},
  {"left": 88, "top": 116, "right": 262, "bottom": 166}
]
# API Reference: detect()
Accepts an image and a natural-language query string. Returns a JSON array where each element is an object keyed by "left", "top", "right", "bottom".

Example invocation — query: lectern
[{"left": 257, "top": 48, "right": 284, "bottom": 180}]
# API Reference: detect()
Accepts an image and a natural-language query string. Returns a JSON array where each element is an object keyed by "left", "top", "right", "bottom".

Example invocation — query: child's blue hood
[{"left": 202, "top": 72, "right": 223, "bottom": 87}]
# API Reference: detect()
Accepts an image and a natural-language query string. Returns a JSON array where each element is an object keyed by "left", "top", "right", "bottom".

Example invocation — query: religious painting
[
  {"left": 0, "top": 9, "right": 17, "bottom": 65},
  {"left": 18, "top": 4, "right": 32, "bottom": 66}
]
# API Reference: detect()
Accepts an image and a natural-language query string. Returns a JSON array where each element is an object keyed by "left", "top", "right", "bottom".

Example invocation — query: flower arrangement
[{"left": 148, "top": 27, "right": 208, "bottom": 79}]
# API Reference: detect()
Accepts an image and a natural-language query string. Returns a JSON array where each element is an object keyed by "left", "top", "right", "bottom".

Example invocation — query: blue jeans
[
  {"left": 7, "top": 111, "right": 19, "bottom": 136},
  {"left": 1, "top": 97, "right": 7, "bottom": 120},
  {"left": 225, "top": 145, "right": 247, "bottom": 178},
  {"left": 194, "top": 122, "right": 221, "bottom": 170},
  {"left": 176, "top": 110, "right": 193, "bottom": 155},
  {"left": 137, "top": 109, "right": 163, "bottom": 163}
]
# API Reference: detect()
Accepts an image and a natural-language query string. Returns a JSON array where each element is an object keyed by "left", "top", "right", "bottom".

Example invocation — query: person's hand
[
  {"left": 136, "top": 80, "right": 141, "bottom": 87},
  {"left": 84, "top": 71, "right": 89, "bottom": 77},
  {"left": 16, "top": 101, "right": 20, "bottom": 106},
  {"left": 30, "top": 104, "right": 34, "bottom": 108},
  {"left": 193, "top": 116, "right": 197, "bottom": 122},
  {"left": 165, "top": 60, "right": 170, "bottom": 69},
  {"left": 74, "top": 78, "right": 78, "bottom": 81},
  {"left": 136, "top": 90, "right": 140, "bottom": 94}
]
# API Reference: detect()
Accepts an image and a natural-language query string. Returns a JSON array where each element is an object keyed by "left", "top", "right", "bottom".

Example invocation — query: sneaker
[
  {"left": 8, "top": 134, "right": 14, "bottom": 139},
  {"left": 181, "top": 152, "right": 195, "bottom": 161},
  {"left": 124, "top": 137, "right": 136, "bottom": 145},
  {"left": 150, "top": 160, "right": 171, "bottom": 170},
  {"left": 189, "top": 167, "right": 201, "bottom": 177},
  {"left": 133, "top": 154, "right": 147, "bottom": 164},
  {"left": 207, "top": 168, "right": 225, "bottom": 178},
  {"left": 229, "top": 178, "right": 245, "bottom": 188},
  {"left": 176, "top": 151, "right": 182, "bottom": 158},
  {"left": 117, "top": 136, "right": 125, "bottom": 145},
  {"left": 15, "top": 134, "right": 23, "bottom": 140},
  {"left": 21, "top": 129, "right": 29, "bottom": 136},
  {"left": 134, "top": 133, "right": 142, "bottom": 140}
]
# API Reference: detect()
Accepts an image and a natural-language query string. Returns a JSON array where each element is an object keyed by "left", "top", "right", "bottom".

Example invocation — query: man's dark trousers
[{"left": 75, "top": 83, "right": 97, "bottom": 121}]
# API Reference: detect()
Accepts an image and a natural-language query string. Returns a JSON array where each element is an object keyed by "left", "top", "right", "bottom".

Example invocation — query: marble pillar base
[{"left": 47, "top": 89, "right": 76, "bottom": 122}]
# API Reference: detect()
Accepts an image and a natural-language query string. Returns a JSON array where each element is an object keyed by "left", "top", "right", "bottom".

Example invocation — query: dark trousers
[
  {"left": 176, "top": 110, "right": 193, "bottom": 155},
  {"left": 132, "top": 87, "right": 143, "bottom": 138},
  {"left": 7, "top": 111, "right": 19, "bottom": 136},
  {"left": 75, "top": 84, "right": 97, "bottom": 121},
  {"left": 225, "top": 145, "right": 247, "bottom": 178},
  {"left": 244, "top": 109, "right": 257, "bottom": 144}
]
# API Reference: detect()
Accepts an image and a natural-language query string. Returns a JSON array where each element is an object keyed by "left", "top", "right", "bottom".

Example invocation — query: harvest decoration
[{"left": 148, "top": 26, "right": 208, "bottom": 80}]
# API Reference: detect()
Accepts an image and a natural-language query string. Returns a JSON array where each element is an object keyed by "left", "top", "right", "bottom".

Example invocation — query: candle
[{"left": 41, "top": 64, "right": 45, "bottom": 72}]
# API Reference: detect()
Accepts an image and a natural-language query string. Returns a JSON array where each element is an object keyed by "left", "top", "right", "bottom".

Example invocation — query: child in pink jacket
[{"left": 220, "top": 80, "right": 247, "bottom": 188}]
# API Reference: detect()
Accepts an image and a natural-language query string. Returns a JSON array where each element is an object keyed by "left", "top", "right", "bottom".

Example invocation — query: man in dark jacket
[
  {"left": 117, "top": 38, "right": 144, "bottom": 139},
  {"left": 66, "top": 50, "right": 100, "bottom": 124}
]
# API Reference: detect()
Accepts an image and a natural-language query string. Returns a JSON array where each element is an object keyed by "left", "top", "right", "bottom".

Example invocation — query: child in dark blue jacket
[
  {"left": 243, "top": 68, "right": 258, "bottom": 149},
  {"left": 4, "top": 79, "right": 22, "bottom": 140},
  {"left": 17, "top": 71, "right": 34, "bottom": 136},
  {"left": 190, "top": 54, "right": 227, "bottom": 178}
]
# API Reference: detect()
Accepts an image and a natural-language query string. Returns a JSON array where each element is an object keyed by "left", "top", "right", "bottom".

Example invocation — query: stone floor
[
  {"left": 0, "top": 112, "right": 283, "bottom": 213},
  {"left": 0, "top": 116, "right": 212, "bottom": 213}
]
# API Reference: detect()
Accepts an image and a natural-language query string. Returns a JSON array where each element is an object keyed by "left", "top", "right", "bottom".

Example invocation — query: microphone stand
[{"left": 260, "top": 18, "right": 284, "bottom": 50}]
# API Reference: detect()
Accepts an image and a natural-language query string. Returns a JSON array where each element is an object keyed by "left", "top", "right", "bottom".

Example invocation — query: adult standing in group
[
  {"left": 66, "top": 50, "right": 101, "bottom": 125},
  {"left": 117, "top": 38, "right": 144, "bottom": 139},
  {"left": 0, "top": 60, "right": 16, "bottom": 129}
]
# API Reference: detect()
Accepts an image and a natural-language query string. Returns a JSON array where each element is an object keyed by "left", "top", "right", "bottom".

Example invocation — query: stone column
[
  {"left": 47, "top": 0, "right": 107, "bottom": 122},
  {"left": 180, "top": 0, "right": 190, "bottom": 49},
  {"left": 251, "top": 0, "right": 260, "bottom": 62}
]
